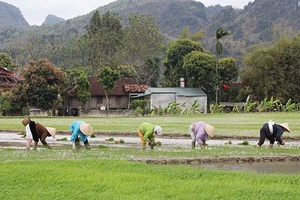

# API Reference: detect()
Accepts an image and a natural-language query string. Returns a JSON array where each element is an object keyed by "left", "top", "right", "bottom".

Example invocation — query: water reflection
[{"left": 199, "top": 162, "right": 300, "bottom": 174}]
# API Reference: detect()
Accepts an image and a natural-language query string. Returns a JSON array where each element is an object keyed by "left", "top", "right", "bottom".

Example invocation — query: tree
[
  {"left": 241, "top": 34, "right": 300, "bottom": 103},
  {"left": 22, "top": 33, "right": 44, "bottom": 61},
  {"left": 218, "top": 57, "right": 238, "bottom": 84},
  {"left": 21, "top": 58, "right": 65, "bottom": 111},
  {"left": 218, "top": 57, "right": 239, "bottom": 102},
  {"left": 85, "top": 11, "right": 123, "bottom": 76},
  {"left": 133, "top": 57, "right": 160, "bottom": 86},
  {"left": 183, "top": 51, "right": 217, "bottom": 100},
  {"left": 179, "top": 27, "right": 205, "bottom": 42},
  {"left": 65, "top": 67, "right": 91, "bottom": 108},
  {"left": 97, "top": 66, "right": 121, "bottom": 110},
  {"left": 0, "top": 52, "right": 18, "bottom": 71},
  {"left": 215, "top": 27, "right": 230, "bottom": 103},
  {"left": 163, "top": 39, "right": 204, "bottom": 87},
  {"left": 122, "top": 14, "right": 164, "bottom": 85}
]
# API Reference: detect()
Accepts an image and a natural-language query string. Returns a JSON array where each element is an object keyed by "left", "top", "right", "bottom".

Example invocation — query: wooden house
[{"left": 66, "top": 77, "right": 148, "bottom": 115}]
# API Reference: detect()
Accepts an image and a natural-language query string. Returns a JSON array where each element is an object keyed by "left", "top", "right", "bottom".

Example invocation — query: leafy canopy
[{"left": 21, "top": 58, "right": 65, "bottom": 111}]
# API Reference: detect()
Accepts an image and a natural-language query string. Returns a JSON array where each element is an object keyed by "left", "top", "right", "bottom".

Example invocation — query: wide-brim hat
[
  {"left": 80, "top": 123, "right": 93, "bottom": 136},
  {"left": 279, "top": 123, "right": 290, "bottom": 132},
  {"left": 46, "top": 127, "right": 56, "bottom": 139},
  {"left": 205, "top": 124, "right": 215, "bottom": 137},
  {"left": 154, "top": 125, "right": 162, "bottom": 135},
  {"left": 22, "top": 117, "right": 31, "bottom": 126}
]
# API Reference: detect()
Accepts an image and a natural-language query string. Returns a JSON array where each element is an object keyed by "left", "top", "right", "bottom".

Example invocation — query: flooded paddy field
[{"left": 1, "top": 131, "right": 300, "bottom": 174}]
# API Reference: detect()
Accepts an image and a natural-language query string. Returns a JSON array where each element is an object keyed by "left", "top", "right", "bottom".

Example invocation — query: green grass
[
  {"left": 1, "top": 113, "right": 300, "bottom": 199},
  {"left": 1, "top": 151, "right": 300, "bottom": 200},
  {"left": 1, "top": 112, "right": 300, "bottom": 137}
]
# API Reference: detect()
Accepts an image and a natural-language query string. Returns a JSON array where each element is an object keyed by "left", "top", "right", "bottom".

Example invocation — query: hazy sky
[{"left": 2, "top": 0, "right": 252, "bottom": 25}]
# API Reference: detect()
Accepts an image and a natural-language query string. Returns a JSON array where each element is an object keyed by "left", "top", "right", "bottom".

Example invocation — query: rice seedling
[{"left": 0, "top": 149, "right": 300, "bottom": 200}]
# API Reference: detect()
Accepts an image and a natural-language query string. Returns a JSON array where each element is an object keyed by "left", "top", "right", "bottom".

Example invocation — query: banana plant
[{"left": 243, "top": 95, "right": 257, "bottom": 112}]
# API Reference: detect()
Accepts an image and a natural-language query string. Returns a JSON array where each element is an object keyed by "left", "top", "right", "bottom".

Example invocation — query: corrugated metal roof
[{"left": 145, "top": 87, "right": 206, "bottom": 97}]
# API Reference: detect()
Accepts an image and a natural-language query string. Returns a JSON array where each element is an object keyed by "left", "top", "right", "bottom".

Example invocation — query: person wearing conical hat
[
  {"left": 70, "top": 121, "right": 93, "bottom": 150},
  {"left": 21, "top": 117, "right": 56, "bottom": 150},
  {"left": 257, "top": 120, "right": 290, "bottom": 148},
  {"left": 189, "top": 121, "right": 215, "bottom": 149},
  {"left": 138, "top": 122, "right": 162, "bottom": 149}
]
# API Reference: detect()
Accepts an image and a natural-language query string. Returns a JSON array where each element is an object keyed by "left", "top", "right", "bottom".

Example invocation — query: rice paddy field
[
  {"left": 1, "top": 112, "right": 300, "bottom": 199},
  {"left": 1, "top": 112, "right": 300, "bottom": 138}
]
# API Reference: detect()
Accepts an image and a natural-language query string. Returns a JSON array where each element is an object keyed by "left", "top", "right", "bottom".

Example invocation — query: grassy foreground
[
  {"left": 1, "top": 112, "right": 300, "bottom": 137},
  {"left": 1, "top": 113, "right": 300, "bottom": 199},
  {"left": 1, "top": 148, "right": 300, "bottom": 200}
]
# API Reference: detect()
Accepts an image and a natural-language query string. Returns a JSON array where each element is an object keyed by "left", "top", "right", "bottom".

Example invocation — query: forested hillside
[
  {"left": 1, "top": 0, "right": 300, "bottom": 66},
  {"left": 1, "top": 0, "right": 300, "bottom": 114}
]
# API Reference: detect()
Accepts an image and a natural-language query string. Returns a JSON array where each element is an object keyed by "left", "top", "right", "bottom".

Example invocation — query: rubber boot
[
  {"left": 75, "top": 138, "right": 81, "bottom": 150},
  {"left": 192, "top": 141, "right": 196, "bottom": 149},
  {"left": 84, "top": 139, "right": 91, "bottom": 150}
]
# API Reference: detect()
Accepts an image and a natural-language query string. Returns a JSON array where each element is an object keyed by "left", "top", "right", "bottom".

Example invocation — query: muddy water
[
  {"left": 198, "top": 162, "right": 300, "bottom": 174},
  {"left": 1, "top": 132, "right": 300, "bottom": 174}
]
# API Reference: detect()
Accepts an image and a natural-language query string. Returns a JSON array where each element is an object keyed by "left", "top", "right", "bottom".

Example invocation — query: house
[
  {"left": 66, "top": 77, "right": 148, "bottom": 115},
  {"left": 133, "top": 87, "right": 207, "bottom": 114},
  {"left": 0, "top": 66, "right": 24, "bottom": 92}
]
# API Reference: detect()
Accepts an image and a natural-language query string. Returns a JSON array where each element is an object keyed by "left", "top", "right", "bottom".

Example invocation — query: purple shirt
[{"left": 192, "top": 121, "right": 208, "bottom": 145}]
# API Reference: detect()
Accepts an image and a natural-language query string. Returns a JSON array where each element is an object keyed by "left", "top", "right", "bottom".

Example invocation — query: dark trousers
[
  {"left": 75, "top": 137, "right": 89, "bottom": 145},
  {"left": 258, "top": 128, "right": 274, "bottom": 146}
]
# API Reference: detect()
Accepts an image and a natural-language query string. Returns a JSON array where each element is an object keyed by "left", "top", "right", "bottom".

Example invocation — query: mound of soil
[{"left": 131, "top": 155, "right": 300, "bottom": 165}]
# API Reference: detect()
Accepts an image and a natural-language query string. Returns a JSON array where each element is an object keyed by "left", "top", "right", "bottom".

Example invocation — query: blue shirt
[{"left": 70, "top": 121, "right": 89, "bottom": 142}]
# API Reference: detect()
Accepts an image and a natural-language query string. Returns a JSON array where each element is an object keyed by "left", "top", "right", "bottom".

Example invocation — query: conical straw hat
[
  {"left": 46, "top": 127, "right": 56, "bottom": 139},
  {"left": 22, "top": 117, "right": 30, "bottom": 126},
  {"left": 279, "top": 123, "right": 290, "bottom": 132},
  {"left": 80, "top": 123, "right": 93, "bottom": 136},
  {"left": 204, "top": 124, "right": 215, "bottom": 137}
]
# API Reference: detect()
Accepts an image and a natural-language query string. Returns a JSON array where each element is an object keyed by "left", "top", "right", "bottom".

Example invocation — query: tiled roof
[
  {"left": 69, "top": 77, "right": 148, "bottom": 96},
  {"left": 0, "top": 66, "right": 25, "bottom": 91},
  {"left": 0, "top": 66, "right": 25, "bottom": 80}
]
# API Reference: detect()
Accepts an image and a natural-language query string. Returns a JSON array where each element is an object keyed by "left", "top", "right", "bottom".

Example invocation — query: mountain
[
  {"left": 96, "top": 0, "right": 208, "bottom": 38},
  {"left": 43, "top": 14, "right": 65, "bottom": 25},
  {"left": 1, "top": 0, "right": 300, "bottom": 64},
  {"left": 0, "top": 1, "right": 29, "bottom": 28}
]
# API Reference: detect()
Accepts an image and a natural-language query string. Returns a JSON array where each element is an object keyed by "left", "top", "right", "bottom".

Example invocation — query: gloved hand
[{"left": 150, "top": 142, "right": 156, "bottom": 149}]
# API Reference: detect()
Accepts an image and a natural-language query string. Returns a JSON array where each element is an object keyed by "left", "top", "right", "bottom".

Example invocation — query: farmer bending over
[
  {"left": 257, "top": 120, "right": 290, "bottom": 148},
  {"left": 70, "top": 121, "right": 93, "bottom": 150},
  {"left": 189, "top": 121, "right": 215, "bottom": 149},
  {"left": 21, "top": 117, "right": 56, "bottom": 150},
  {"left": 138, "top": 122, "right": 162, "bottom": 149}
]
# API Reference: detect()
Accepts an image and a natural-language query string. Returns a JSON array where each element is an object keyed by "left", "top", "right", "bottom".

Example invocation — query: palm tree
[{"left": 215, "top": 27, "right": 230, "bottom": 104}]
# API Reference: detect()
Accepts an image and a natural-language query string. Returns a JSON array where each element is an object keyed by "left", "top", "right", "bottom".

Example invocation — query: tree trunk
[{"left": 105, "top": 91, "right": 110, "bottom": 110}]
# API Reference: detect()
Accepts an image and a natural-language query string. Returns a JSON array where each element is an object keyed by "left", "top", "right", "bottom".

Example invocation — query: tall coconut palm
[{"left": 215, "top": 27, "right": 230, "bottom": 104}]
